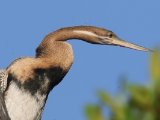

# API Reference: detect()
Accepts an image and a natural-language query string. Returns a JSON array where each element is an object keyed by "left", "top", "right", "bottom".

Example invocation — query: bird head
[{"left": 72, "top": 26, "right": 150, "bottom": 52}]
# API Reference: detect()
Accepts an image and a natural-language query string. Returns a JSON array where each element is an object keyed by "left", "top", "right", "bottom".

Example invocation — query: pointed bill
[{"left": 110, "top": 38, "right": 151, "bottom": 52}]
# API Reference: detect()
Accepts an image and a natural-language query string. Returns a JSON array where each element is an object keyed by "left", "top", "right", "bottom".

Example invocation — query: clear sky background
[{"left": 0, "top": 0, "right": 159, "bottom": 120}]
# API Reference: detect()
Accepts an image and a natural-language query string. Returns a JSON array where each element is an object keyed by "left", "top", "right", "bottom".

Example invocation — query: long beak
[{"left": 107, "top": 37, "right": 151, "bottom": 52}]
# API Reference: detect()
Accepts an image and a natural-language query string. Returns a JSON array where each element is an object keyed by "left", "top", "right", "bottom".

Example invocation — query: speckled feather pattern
[{"left": 0, "top": 70, "right": 8, "bottom": 93}]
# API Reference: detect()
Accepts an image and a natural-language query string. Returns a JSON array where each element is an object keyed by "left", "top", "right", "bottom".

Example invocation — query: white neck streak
[
  {"left": 73, "top": 30, "right": 98, "bottom": 37},
  {"left": 5, "top": 82, "right": 47, "bottom": 120}
]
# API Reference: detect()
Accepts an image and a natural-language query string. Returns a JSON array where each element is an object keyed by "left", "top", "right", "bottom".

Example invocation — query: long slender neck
[
  {"left": 42, "top": 26, "right": 106, "bottom": 43},
  {"left": 5, "top": 26, "right": 111, "bottom": 120},
  {"left": 36, "top": 26, "right": 108, "bottom": 58}
]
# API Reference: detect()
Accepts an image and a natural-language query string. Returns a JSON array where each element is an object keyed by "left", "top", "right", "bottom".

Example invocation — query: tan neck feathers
[{"left": 40, "top": 26, "right": 109, "bottom": 45}]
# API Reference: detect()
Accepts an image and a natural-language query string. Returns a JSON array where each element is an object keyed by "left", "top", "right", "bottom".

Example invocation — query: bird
[{"left": 0, "top": 26, "right": 150, "bottom": 120}]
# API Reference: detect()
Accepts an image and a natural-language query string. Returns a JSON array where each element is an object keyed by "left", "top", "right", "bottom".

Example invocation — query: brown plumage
[{"left": 0, "top": 26, "right": 150, "bottom": 120}]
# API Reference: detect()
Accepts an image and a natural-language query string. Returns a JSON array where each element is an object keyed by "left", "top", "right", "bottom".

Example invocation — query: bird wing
[
  {"left": 0, "top": 70, "right": 8, "bottom": 93},
  {"left": 0, "top": 69, "right": 10, "bottom": 120}
]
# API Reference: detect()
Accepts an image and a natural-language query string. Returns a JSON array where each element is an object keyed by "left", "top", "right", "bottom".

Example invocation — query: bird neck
[
  {"left": 5, "top": 81, "right": 47, "bottom": 120},
  {"left": 41, "top": 26, "right": 103, "bottom": 44},
  {"left": 36, "top": 26, "right": 109, "bottom": 58}
]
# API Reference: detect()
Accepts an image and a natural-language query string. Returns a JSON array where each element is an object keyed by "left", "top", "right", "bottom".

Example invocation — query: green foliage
[
  {"left": 150, "top": 50, "right": 160, "bottom": 81},
  {"left": 85, "top": 50, "right": 160, "bottom": 120},
  {"left": 85, "top": 104, "right": 104, "bottom": 120}
]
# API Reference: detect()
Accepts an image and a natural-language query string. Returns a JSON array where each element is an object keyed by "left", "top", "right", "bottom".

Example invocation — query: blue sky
[{"left": 0, "top": 0, "right": 159, "bottom": 120}]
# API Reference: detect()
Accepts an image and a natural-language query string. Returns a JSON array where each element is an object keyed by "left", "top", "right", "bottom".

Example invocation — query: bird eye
[{"left": 108, "top": 32, "right": 113, "bottom": 38}]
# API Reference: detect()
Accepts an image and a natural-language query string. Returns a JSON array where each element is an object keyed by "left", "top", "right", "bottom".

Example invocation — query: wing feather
[{"left": 0, "top": 69, "right": 10, "bottom": 120}]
